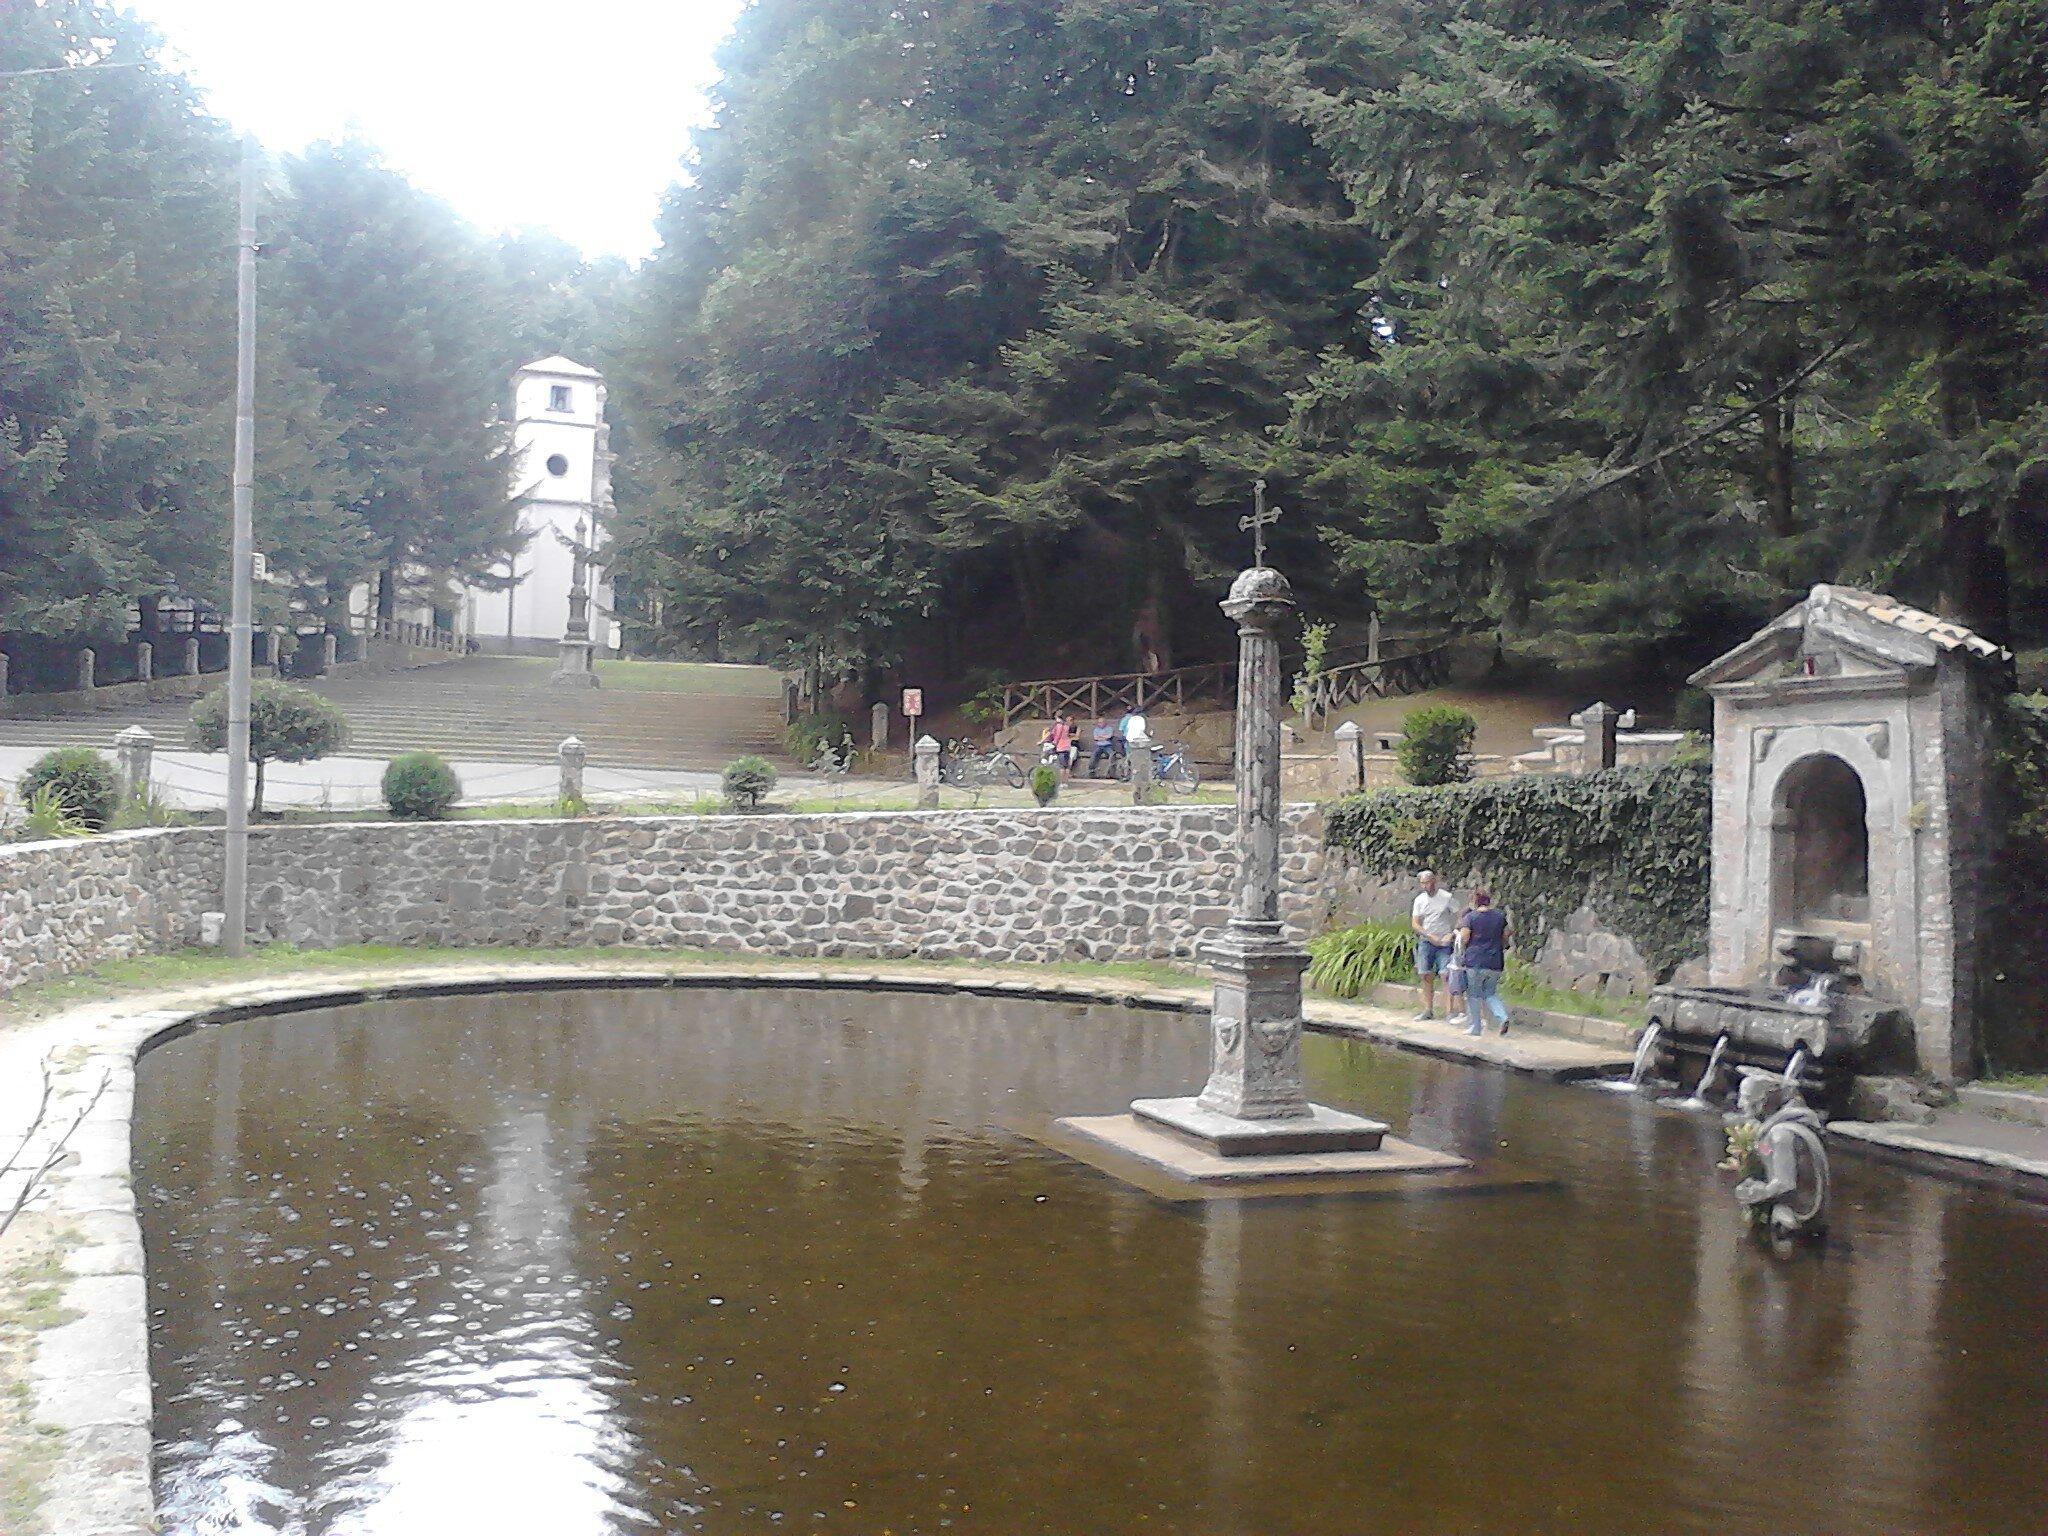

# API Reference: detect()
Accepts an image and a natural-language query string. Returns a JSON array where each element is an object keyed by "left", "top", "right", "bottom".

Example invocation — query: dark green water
[{"left": 134, "top": 986, "right": 2048, "bottom": 1535}]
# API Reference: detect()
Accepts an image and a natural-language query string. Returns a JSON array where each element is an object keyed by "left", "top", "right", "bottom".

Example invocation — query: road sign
[{"left": 902, "top": 687, "right": 923, "bottom": 717}]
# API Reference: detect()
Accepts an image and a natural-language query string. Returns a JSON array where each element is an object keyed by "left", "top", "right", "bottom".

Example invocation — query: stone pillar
[
  {"left": 181, "top": 636, "right": 200, "bottom": 677},
  {"left": 554, "top": 528, "right": 602, "bottom": 689},
  {"left": 557, "top": 735, "right": 587, "bottom": 804},
  {"left": 0, "top": 652, "right": 9, "bottom": 715},
  {"left": 135, "top": 640, "right": 153, "bottom": 685},
  {"left": 1129, "top": 730, "right": 1157, "bottom": 805},
  {"left": 914, "top": 734, "right": 941, "bottom": 810},
  {"left": 75, "top": 648, "right": 95, "bottom": 694},
  {"left": 320, "top": 632, "right": 338, "bottom": 672},
  {"left": 1198, "top": 567, "right": 1310, "bottom": 1119},
  {"left": 1129, "top": 563, "right": 1385, "bottom": 1155},
  {"left": 784, "top": 679, "right": 801, "bottom": 726},
  {"left": 1334, "top": 719, "right": 1365, "bottom": 793},
  {"left": 870, "top": 700, "right": 889, "bottom": 754},
  {"left": 115, "top": 726, "right": 155, "bottom": 804},
  {"left": 1573, "top": 700, "right": 1620, "bottom": 771}
]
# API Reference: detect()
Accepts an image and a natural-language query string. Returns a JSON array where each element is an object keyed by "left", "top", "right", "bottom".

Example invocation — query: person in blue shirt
[{"left": 1456, "top": 889, "right": 1513, "bottom": 1036}]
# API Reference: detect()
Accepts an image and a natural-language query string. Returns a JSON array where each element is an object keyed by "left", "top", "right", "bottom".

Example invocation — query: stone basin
[{"left": 1644, "top": 983, "right": 1914, "bottom": 1092}]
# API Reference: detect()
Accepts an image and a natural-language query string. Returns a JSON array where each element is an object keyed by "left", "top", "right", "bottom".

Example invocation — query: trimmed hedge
[
  {"left": 382, "top": 751, "right": 462, "bottom": 820},
  {"left": 1323, "top": 762, "right": 1710, "bottom": 974},
  {"left": 20, "top": 746, "right": 118, "bottom": 830}
]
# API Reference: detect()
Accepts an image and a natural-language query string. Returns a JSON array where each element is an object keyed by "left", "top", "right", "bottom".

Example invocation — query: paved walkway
[{"left": 1830, "top": 1105, "right": 2048, "bottom": 1195}]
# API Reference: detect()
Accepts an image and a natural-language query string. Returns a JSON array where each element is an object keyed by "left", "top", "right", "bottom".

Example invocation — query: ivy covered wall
[{"left": 1321, "top": 763, "right": 1712, "bottom": 985}]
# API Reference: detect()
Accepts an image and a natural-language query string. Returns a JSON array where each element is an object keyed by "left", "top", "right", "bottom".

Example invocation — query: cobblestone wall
[{"left": 0, "top": 808, "right": 1327, "bottom": 992}]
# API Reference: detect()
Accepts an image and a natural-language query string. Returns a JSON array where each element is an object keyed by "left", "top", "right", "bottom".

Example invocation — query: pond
[{"left": 135, "top": 985, "right": 2048, "bottom": 1535}]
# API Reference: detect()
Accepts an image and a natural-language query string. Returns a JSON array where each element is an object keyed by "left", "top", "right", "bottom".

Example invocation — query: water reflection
[{"left": 136, "top": 987, "right": 2048, "bottom": 1535}]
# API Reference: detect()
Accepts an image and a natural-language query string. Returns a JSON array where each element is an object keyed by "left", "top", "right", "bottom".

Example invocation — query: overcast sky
[{"left": 124, "top": 0, "right": 746, "bottom": 260}]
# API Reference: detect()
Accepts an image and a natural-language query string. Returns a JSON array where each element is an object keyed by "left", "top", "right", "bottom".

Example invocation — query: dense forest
[
  {"left": 618, "top": 0, "right": 2047, "bottom": 691},
  {"left": 3, "top": 0, "right": 2042, "bottom": 698},
  {"left": 0, "top": 1, "right": 622, "bottom": 650}
]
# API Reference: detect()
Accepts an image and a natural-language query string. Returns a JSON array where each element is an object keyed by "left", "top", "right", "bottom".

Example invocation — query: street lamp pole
[{"left": 222, "top": 133, "right": 258, "bottom": 955}]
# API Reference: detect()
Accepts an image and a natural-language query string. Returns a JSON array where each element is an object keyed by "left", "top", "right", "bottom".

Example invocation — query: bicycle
[
  {"left": 940, "top": 741, "right": 1025, "bottom": 790},
  {"left": 1113, "top": 740, "right": 1201, "bottom": 795}
]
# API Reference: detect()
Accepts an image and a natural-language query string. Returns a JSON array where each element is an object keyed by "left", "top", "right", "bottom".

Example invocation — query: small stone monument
[
  {"left": 870, "top": 700, "right": 889, "bottom": 754},
  {"left": 551, "top": 520, "right": 601, "bottom": 689},
  {"left": 135, "top": 640, "right": 153, "bottom": 685},
  {"left": 181, "top": 636, "right": 200, "bottom": 677},
  {"left": 115, "top": 726, "right": 155, "bottom": 804},
  {"left": 557, "top": 736, "right": 587, "bottom": 805},
  {"left": 75, "top": 648, "right": 95, "bottom": 693},
  {"left": 914, "top": 735, "right": 941, "bottom": 809},
  {"left": 1128, "top": 728, "right": 1157, "bottom": 805},
  {"left": 1571, "top": 700, "right": 1620, "bottom": 770},
  {"left": 1334, "top": 719, "right": 1365, "bottom": 792}
]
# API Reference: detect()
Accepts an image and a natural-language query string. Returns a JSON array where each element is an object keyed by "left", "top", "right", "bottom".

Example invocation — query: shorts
[{"left": 1415, "top": 938, "right": 1454, "bottom": 976}]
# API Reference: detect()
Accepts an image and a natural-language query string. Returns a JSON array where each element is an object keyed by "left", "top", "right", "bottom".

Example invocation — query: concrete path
[
  {"left": 1306, "top": 996, "right": 1635, "bottom": 1079},
  {"left": 1830, "top": 1105, "right": 2048, "bottom": 1196}
]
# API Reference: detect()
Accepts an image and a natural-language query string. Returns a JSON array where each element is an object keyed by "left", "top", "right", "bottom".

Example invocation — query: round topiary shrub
[
  {"left": 723, "top": 755, "right": 778, "bottom": 811},
  {"left": 1029, "top": 763, "right": 1060, "bottom": 806},
  {"left": 20, "top": 746, "right": 118, "bottom": 830},
  {"left": 1396, "top": 705, "right": 1477, "bottom": 786},
  {"left": 382, "top": 751, "right": 462, "bottom": 820}
]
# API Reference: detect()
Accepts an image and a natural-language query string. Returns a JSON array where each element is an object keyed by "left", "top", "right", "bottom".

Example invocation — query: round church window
[{"left": 546, "top": 454, "right": 569, "bottom": 476}]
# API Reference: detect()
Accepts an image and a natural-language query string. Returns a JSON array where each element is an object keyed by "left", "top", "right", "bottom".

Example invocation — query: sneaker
[
  {"left": 1466, "top": 1024, "right": 1483, "bottom": 1037},
  {"left": 1412, "top": 1010, "right": 1434, "bottom": 1023}
]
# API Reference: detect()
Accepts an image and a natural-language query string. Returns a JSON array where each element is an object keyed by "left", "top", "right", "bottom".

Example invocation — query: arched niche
[{"left": 1775, "top": 753, "right": 1870, "bottom": 926}]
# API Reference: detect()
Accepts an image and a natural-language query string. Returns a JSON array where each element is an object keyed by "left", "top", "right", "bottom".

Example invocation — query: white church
[{"left": 350, "top": 355, "right": 618, "bottom": 654}]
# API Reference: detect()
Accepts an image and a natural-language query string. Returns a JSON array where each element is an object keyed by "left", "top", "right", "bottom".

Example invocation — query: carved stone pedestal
[{"left": 551, "top": 637, "right": 599, "bottom": 689}]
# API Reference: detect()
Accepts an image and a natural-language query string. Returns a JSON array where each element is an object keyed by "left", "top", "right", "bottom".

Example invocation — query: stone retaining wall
[{"left": 0, "top": 807, "right": 1328, "bottom": 993}]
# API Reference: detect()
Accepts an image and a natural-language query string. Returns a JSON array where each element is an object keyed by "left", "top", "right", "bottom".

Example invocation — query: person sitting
[{"left": 1088, "top": 719, "right": 1119, "bottom": 777}]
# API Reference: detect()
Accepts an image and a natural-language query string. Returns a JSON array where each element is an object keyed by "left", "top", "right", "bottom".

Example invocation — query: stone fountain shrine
[{"left": 1642, "top": 585, "right": 2008, "bottom": 1099}]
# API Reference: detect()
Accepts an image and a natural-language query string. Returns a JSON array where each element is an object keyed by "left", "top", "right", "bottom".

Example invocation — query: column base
[
  {"left": 1132, "top": 1096, "right": 1387, "bottom": 1157},
  {"left": 552, "top": 640, "right": 600, "bottom": 688}
]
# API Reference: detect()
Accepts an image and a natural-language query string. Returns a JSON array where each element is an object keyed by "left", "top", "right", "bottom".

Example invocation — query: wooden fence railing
[
  {"left": 1299, "top": 644, "right": 1452, "bottom": 727},
  {"left": 1000, "top": 661, "right": 1235, "bottom": 729}
]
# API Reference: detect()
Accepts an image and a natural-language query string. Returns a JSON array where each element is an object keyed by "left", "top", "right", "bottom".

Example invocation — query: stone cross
[
  {"left": 1238, "top": 478, "right": 1282, "bottom": 569},
  {"left": 551, "top": 519, "right": 601, "bottom": 689},
  {"left": 1195, "top": 564, "right": 1313, "bottom": 1118}
]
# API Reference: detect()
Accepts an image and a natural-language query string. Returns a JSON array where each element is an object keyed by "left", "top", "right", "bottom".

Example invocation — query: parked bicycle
[
  {"left": 940, "top": 739, "right": 1026, "bottom": 790},
  {"left": 1113, "top": 740, "right": 1201, "bottom": 794}
]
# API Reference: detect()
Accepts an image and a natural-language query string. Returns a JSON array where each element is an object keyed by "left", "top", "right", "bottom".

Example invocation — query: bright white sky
[{"left": 123, "top": 0, "right": 747, "bottom": 259}]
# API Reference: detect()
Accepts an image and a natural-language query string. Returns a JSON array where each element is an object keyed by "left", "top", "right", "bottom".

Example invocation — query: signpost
[{"left": 901, "top": 688, "right": 923, "bottom": 778}]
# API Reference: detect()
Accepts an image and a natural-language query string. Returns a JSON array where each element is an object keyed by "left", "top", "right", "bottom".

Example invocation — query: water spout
[
  {"left": 1628, "top": 1023, "right": 1664, "bottom": 1089},
  {"left": 1699, "top": 1033, "right": 1731, "bottom": 1102},
  {"left": 1782, "top": 1046, "right": 1808, "bottom": 1091}
]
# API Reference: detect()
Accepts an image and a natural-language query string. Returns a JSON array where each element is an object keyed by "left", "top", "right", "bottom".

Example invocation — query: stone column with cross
[
  {"left": 552, "top": 519, "right": 601, "bottom": 689},
  {"left": 1129, "top": 550, "right": 1387, "bottom": 1156}
]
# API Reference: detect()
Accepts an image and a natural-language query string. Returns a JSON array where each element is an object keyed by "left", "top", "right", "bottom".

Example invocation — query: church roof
[{"left": 519, "top": 354, "right": 603, "bottom": 380}]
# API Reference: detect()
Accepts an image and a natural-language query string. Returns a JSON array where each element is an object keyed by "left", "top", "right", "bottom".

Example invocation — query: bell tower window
[{"left": 548, "top": 384, "right": 572, "bottom": 412}]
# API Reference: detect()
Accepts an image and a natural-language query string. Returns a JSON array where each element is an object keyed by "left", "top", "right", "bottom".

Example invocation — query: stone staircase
[{"left": 0, "top": 658, "right": 787, "bottom": 772}]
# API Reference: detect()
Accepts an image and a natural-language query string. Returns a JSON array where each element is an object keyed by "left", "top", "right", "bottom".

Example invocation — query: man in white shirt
[
  {"left": 1410, "top": 869, "right": 1461, "bottom": 1022},
  {"left": 1121, "top": 710, "right": 1148, "bottom": 744}
]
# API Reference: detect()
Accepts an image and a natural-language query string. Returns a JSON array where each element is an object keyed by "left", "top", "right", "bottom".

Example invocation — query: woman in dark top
[{"left": 1457, "top": 888, "right": 1512, "bottom": 1036}]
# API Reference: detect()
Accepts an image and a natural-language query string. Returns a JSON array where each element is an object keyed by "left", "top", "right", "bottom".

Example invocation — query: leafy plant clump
[
  {"left": 1291, "top": 620, "right": 1334, "bottom": 718},
  {"left": 382, "top": 752, "right": 462, "bottom": 820},
  {"left": 19, "top": 746, "right": 118, "bottom": 830},
  {"left": 723, "top": 755, "right": 778, "bottom": 811},
  {"left": 1323, "top": 762, "right": 1711, "bottom": 976},
  {"left": 11, "top": 785, "right": 90, "bottom": 842},
  {"left": 1029, "top": 764, "right": 1060, "bottom": 806},
  {"left": 1395, "top": 705, "right": 1476, "bottom": 786},
  {"left": 189, "top": 680, "right": 348, "bottom": 815},
  {"left": 1306, "top": 921, "right": 1412, "bottom": 999},
  {"left": 785, "top": 713, "right": 849, "bottom": 765},
  {"left": 109, "top": 788, "right": 194, "bottom": 831}
]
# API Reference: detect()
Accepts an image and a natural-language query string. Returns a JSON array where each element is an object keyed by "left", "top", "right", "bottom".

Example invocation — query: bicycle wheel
[
  {"left": 1165, "top": 753, "right": 1200, "bottom": 794},
  {"left": 995, "top": 753, "right": 1025, "bottom": 789}
]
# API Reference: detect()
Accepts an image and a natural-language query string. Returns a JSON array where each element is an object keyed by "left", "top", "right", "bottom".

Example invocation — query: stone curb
[{"left": 1826, "top": 1119, "right": 2048, "bottom": 1197}]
